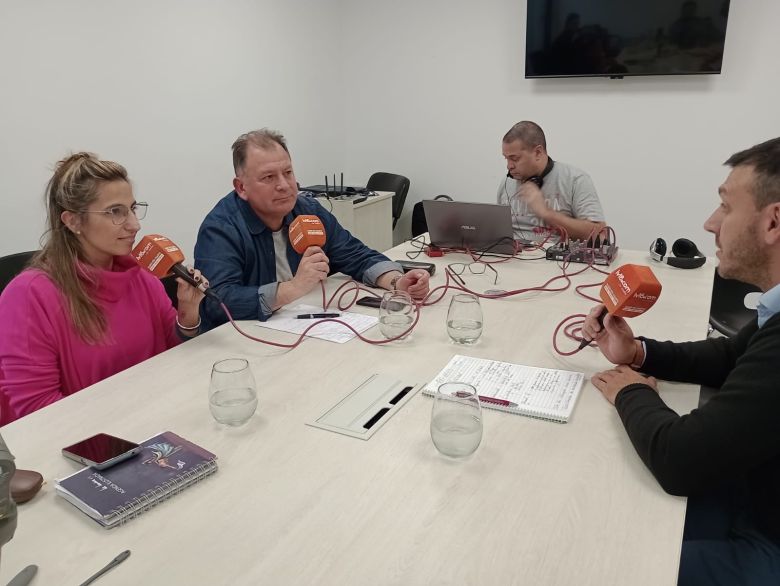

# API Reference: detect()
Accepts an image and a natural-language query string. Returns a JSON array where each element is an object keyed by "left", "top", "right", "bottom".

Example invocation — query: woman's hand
[{"left": 175, "top": 267, "right": 208, "bottom": 331}]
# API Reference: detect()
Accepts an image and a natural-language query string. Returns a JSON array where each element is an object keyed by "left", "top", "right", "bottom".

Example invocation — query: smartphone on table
[
  {"left": 62, "top": 433, "right": 142, "bottom": 470},
  {"left": 356, "top": 296, "right": 382, "bottom": 309}
]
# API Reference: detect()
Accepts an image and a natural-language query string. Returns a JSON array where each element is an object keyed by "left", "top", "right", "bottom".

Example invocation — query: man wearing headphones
[
  {"left": 583, "top": 137, "right": 780, "bottom": 586},
  {"left": 498, "top": 121, "right": 606, "bottom": 241}
]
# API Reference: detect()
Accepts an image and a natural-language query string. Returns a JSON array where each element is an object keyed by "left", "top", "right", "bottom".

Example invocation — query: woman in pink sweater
[{"left": 0, "top": 153, "right": 208, "bottom": 424}]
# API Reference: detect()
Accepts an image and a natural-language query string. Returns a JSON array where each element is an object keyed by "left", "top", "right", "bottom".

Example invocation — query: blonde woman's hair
[{"left": 30, "top": 152, "right": 129, "bottom": 343}]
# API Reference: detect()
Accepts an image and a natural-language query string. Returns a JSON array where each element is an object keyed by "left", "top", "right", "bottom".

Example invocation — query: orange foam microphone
[
  {"left": 132, "top": 234, "right": 218, "bottom": 299},
  {"left": 289, "top": 215, "right": 326, "bottom": 254},
  {"left": 579, "top": 263, "right": 662, "bottom": 349}
]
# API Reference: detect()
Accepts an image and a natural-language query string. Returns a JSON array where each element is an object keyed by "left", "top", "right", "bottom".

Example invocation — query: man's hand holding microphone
[
  {"left": 580, "top": 264, "right": 662, "bottom": 405},
  {"left": 276, "top": 245, "right": 330, "bottom": 308},
  {"left": 582, "top": 304, "right": 657, "bottom": 405}
]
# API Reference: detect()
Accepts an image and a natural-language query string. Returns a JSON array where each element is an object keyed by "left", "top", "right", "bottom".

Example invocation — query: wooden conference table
[{"left": 0, "top": 243, "right": 714, "bottom": 585}]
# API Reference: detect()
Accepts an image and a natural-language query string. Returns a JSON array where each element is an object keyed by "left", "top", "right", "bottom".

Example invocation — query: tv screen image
[{"left": 526, "top": 0, "right": 730, "bottom": 78}]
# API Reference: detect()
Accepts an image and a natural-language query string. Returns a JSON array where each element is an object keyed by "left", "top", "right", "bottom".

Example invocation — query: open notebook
[{"left": 423, "top": 355, "right": 585, "bottom": 423}]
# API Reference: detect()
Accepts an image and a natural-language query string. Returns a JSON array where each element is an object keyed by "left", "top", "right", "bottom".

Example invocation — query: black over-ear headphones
[
  {"left": 506, "top": 157, "right": 555, "bottom": 188},
  {"left": 649, "top": 237, "right": 706, "bottom": 269}
]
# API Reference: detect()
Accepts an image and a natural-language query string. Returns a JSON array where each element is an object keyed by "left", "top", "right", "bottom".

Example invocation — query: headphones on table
[{"left": 649, "top": 237, "right": 706, "bottom": 269}]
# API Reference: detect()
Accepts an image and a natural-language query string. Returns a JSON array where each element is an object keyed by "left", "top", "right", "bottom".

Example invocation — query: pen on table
[
  {"left": 478, "top": 395, "right": 518, "bottom": 408},
  {"left": 7, "top": 564, "right": 37, "bottom": 586},
  {"left": 296, "top": 313, "right": 340, "bottom": 319},
  {"left": 79, "top": 550, "right": 131, "bottom": 586},
  {"left": 454, "top": 390, "right": 517, "bottom": 408}
]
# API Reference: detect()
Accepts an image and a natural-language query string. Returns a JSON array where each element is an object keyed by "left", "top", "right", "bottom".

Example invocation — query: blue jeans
[{"left": 679, "top": 485, "right": 780, "bottom": 586}]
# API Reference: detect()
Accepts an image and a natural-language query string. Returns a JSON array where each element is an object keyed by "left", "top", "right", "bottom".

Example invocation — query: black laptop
[{"left": 422, "top": 200, "right": 517, "bottom": 254}]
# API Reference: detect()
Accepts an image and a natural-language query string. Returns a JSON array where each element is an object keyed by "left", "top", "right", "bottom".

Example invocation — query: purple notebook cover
[{"left": 58, "top": 431, "right": 216, "bottom": 518}]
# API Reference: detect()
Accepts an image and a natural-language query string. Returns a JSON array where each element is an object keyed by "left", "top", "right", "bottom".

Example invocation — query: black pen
[
  {"left": 79, "top": 550, "right": 131, "bottom": 586},
  {"left": 296, "top": 313, "right": 340, "bottom": 319}
]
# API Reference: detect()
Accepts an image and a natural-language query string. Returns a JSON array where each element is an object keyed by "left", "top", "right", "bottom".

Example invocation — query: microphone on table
[
  {"left": 132, "top": 234, "right": 219, "bottom": 300},
  {"left": 288, "top": 215, "right": 326, "bottom": 254},
  {"left": 579, "top": 264, "right": 662, "bottom": 349}
]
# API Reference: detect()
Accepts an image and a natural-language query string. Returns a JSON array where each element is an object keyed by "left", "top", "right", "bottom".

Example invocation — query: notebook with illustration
[
  {"left": 56, "top": 431, "right": 217, "bottom": 528},
  {"left": 423, "top": 355, "right": 584, "bottom": 423}
]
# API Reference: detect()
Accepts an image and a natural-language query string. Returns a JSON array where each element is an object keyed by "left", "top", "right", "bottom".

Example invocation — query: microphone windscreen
[
  {"left": 599, "top": 264, "right": 662, "bottom": 318},
  {"left": 289, "top": 215, "right": 326, "bottom": 254},
  {"left": 132, "top": 234, "right": 186, "bottom": 278}
]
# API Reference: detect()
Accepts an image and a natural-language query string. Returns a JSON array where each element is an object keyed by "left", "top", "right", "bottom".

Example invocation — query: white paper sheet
[
  {"left": 255, "top": 304, "right": 378, "bottom": 344},
  {"left": 423, "top": 355, "right": 585, "bottom": 422}
]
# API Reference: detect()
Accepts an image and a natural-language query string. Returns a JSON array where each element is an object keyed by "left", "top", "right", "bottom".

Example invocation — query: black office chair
[
  {"left": 0, "top": 251, "right": 38, "bottom": 295},
  {"left": 709, "top": 272, "right": 761, "bottom": 338},
  {"left": 411, "top": 195, "right": 453, "bottom": 238},
  {"left": 365, "top": 172, "right": 410, "bottom": 230}
]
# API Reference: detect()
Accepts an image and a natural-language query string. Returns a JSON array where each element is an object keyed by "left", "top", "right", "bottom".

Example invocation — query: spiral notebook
[
  {"left": 56, "top": 431, "right": 217, "bottom": 528},
  {"left": 423, "top": 355, "right": 585, "bottom": 423}
]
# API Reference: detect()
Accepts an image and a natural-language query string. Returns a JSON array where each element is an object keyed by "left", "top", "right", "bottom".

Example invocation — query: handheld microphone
[
  {"left": 579, "top": 264, "right": 662, "bottom": 349},
  {"left": 289, "top": 215, "right": 326, "bottom": 254},
  {"left": 132, "top": 234, "right": 218, "bottom": 299}
]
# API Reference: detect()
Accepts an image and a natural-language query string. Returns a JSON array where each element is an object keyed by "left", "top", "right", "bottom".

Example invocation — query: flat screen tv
[{"left": 526, "top": 0, "right": 730, "bottom": 78}]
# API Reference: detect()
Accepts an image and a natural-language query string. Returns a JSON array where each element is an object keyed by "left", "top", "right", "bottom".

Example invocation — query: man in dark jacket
[
  {"left": 583, "top": 137, "right": 780, "bottom": 586},
  {"left": 195, "top": 129, "right": 429, "bottom": 331}
]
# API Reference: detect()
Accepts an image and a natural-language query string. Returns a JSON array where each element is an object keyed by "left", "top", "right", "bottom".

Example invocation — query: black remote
[{"left": 395, "top": 260, "right": 436, "bottom": 275}]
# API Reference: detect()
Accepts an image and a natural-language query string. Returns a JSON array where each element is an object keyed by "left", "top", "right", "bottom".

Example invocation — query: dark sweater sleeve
[
  {"left": 640, "top": 319, "right": 757, "bottom": 387},
  {"left": 615, "top": 317, "right": 780, "bottom": 496}
]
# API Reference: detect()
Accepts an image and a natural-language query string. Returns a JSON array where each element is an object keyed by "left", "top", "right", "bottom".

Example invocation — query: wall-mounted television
[{"left": 526, "top": 0, "right": 730, "bottom": 78}]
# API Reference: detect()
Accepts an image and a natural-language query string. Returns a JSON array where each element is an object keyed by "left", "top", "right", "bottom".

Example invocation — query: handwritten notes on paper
[
  {"left": 255, "top": 304, "right": 378, "bottom": 344},
  {"left": 425, "top": 355, "right": 585, "bottom": 422}
]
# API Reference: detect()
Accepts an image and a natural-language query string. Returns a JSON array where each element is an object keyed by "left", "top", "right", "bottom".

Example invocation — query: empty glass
[
  {"left": 447, "top": 293, "right": 483, "bottom": 344},
  {"left": 378, "top": 290, "right": 414, "bottom": 340},
  {"left": 209, "top": 359, "right": 258, "bottom": 426},
  {"left": 430, "top": 382, "right": 483, "bottom": 458}
]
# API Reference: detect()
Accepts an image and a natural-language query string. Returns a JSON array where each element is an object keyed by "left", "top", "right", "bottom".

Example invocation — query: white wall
[
  {"left": 340, "top": 0, "right": 780, "bottom": 254},
  {"left": 2, "top": 1, "right": 779, "bottom": 260},
  {"left": 0, "top": 0, "right": 343, "bottom": 258}
]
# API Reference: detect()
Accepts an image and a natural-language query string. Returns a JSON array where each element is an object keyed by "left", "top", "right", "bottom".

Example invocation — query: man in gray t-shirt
[{"left": 496, "top": 121, "right": 605, "bottom": 241}]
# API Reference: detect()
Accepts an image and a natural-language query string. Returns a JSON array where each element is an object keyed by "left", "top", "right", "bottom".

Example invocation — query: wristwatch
[{"left": 390, "top": 274, "right": 402, "bottom": 290}]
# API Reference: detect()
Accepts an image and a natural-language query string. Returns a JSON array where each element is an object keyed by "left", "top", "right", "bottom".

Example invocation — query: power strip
[{"left": 545, "top": 241, "right": 618, "bottom": 265}]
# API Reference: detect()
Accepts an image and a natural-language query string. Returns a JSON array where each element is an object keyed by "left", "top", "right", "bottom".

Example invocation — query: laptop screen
[{"left": 422, "top": 200, "right": 517, "bottom": 254}]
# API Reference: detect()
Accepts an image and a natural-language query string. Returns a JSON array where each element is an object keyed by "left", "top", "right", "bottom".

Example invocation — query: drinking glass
[
  {"left": 446, "top": 293, "right": 483, "bottom": 344},
  {"left": 208, "top": 359, "right": 258, "bottom": 426},
  {"left": 378, "top": 290, "right": 415, "bottom": 340},
  {"left": 430, "top": 382, "right": 483, "bottom": 458}
]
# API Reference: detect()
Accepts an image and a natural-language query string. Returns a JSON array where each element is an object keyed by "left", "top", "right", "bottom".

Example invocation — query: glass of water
[
  {"left": 430, "top": 382, "right": 483, "bottom": 458},
  {"left": 378, "top": 290, "right": 415, "bottom": 340},
  {"left": 209, "top": 358, "right": 258, "bottom": 426},
  {"left": 447, "top": 293, "right": 483, "bottom": 344}
]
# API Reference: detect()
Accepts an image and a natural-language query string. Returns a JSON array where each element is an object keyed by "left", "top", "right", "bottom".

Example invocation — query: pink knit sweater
[{"left": 0, "top": 256, "right": 180, "bottom": 424}]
